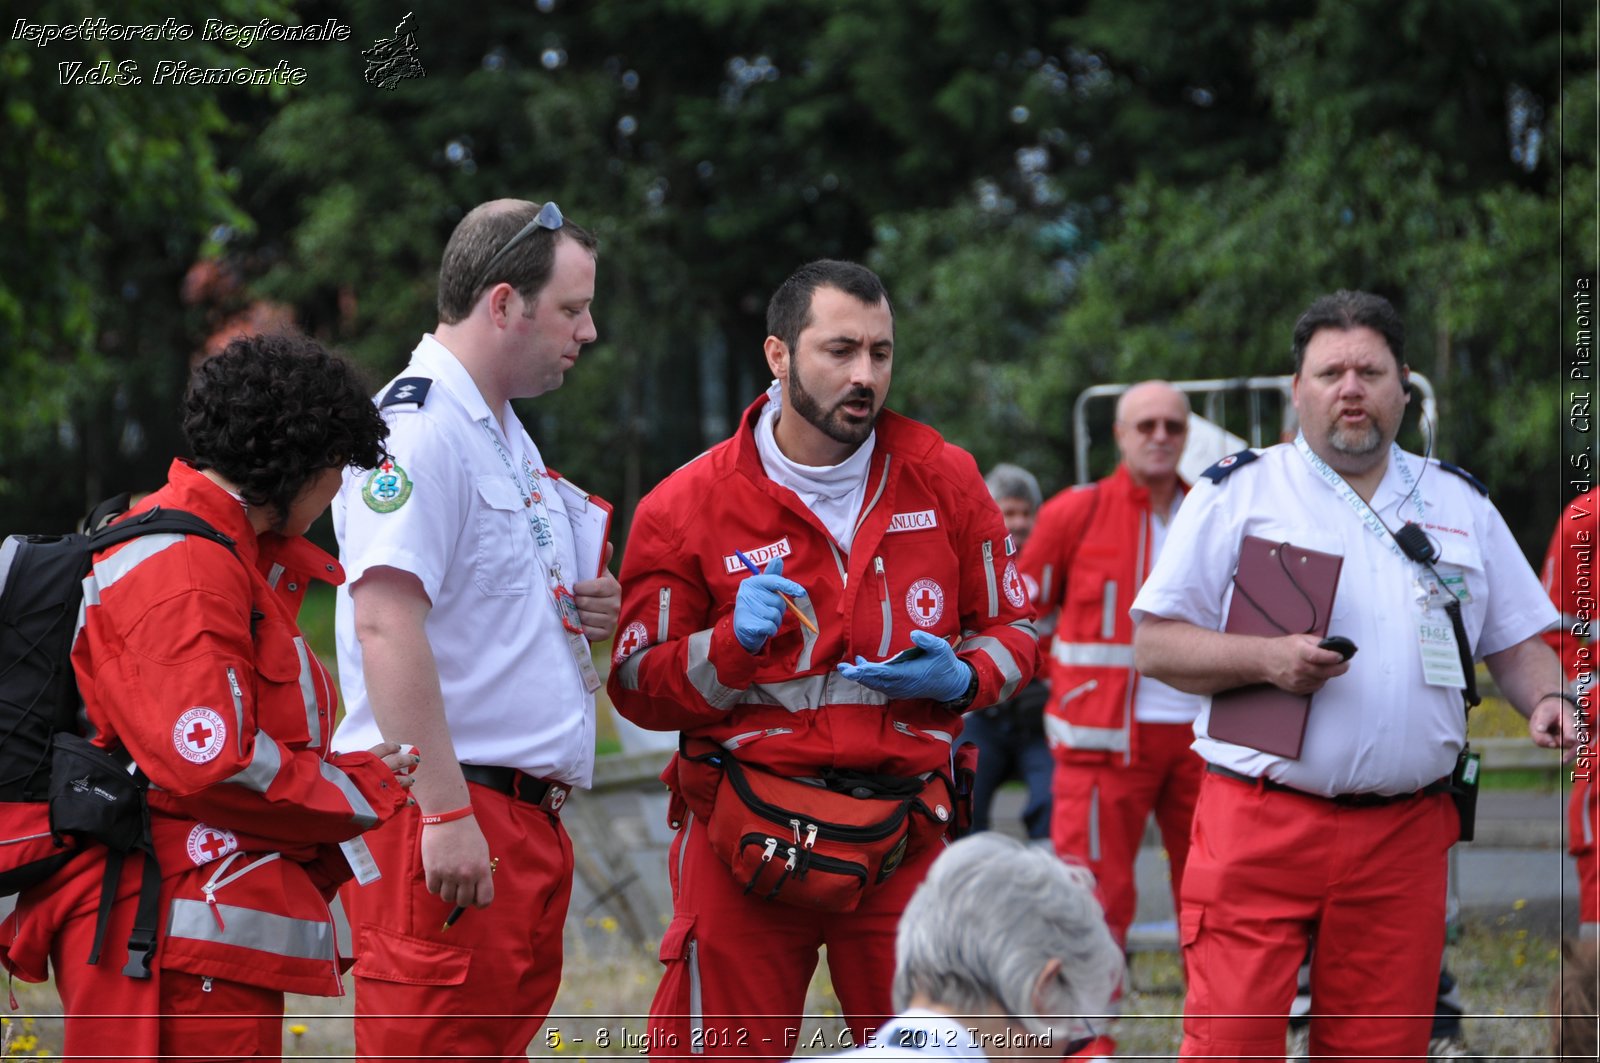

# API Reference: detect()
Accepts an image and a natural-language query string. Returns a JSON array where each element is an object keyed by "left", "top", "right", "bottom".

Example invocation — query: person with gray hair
[
  {"left": 964, "top": 463, "right": 1053, "bottom": 841},
  {"left": 821, "top": 832, "right": 1123, "bottom": 1061}
]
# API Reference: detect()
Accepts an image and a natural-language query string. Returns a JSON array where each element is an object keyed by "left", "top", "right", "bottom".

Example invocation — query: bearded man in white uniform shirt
[
  {"left": 331, "top": 198, "right": 620, "bottom": 1062},
  {"left": 1131, "top": 289, "right": 1575, "bottom": 1063}
]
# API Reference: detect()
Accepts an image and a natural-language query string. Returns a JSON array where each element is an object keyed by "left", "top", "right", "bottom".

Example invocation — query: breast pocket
[
  {"left": 1065, "top": 545, "right": 1118, "bottom": 638},
  {"left": 473, "top": 475, "right": 535, "bottom": 597}
]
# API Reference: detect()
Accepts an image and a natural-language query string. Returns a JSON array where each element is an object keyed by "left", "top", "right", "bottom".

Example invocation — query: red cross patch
[
  {"left": 613, "top": 620, "right": 649, "bottom": 665},
  {"left": 173, "top": 707, "right": 228, "bottom": 765},
  {"left": 185, "top": 824, "right": 238, "bottom": 866},
  {"left": 1003, "top": 560, "right": 1027, "bottom": 608},
  {"left": 905, "top": 578, "right": 946, "bottom": 628}
]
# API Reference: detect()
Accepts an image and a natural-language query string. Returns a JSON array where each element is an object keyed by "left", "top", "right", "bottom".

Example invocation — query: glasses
[
  {"left": 475, "top": 201, "right": 564, "bottom": 292},
  {"left": 1129, "top": 417, "right": 1187, "bottom": 436}
]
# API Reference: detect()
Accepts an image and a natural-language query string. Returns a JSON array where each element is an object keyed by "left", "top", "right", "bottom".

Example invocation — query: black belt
[
  {"left": 1205, "top": 763, "right": 1452, "bottom": 807},
  {"left": 460, "top": 764, "right": 571, "bottom": 814}
]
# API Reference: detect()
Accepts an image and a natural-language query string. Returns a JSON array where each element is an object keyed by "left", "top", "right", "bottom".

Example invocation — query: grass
[{"left": 1, "top": 910, "right": 1577, "bottom": 1060}]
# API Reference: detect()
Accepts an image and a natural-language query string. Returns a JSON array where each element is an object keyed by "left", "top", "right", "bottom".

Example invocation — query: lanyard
[
  {"left": 1292, "top": 434, "right": 1424, "bottom": 561},
  {"left": 478, "top": 420, "right": 601, "bottom": 691},
  {"left": 480, "top": 419, "right": 566, "bottom": 584}
]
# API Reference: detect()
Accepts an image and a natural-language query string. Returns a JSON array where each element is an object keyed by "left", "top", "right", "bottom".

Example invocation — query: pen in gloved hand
[
  {"left": 442, "top": 856, "right": 499, "bottom": 931},
  {"left": 733, "top": 549, "right": 819, "bottom": 635}
]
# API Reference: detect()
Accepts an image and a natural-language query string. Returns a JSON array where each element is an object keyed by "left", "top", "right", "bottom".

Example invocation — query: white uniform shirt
[
  {"left": 1133, "top": 493, "right": 1201, "bottom": 724},
  {"left": 331, "top": 335, "right": 596, "bottom": 786},
  {"left": 1131, "top": 441, "right": 1556, "bottom": 796}
]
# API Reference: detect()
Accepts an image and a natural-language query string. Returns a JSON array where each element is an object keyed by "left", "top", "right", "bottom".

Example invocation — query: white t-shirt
[
  {"left": 755, "top": 381, "right": 876, "bottom": 553},
  {"left": 1133, "top": 493, "right": 1201, "bottom": 724},
  {"left": 331, "top": 334, "right": 596, "bottom": 785},
  {"left": 1132, "top": 440, "right": 1556, "bottom": 796}
]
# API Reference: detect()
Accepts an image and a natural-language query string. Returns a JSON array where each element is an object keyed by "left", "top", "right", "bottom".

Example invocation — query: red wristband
[{"left": 419, "top": 805, "right": 474, "bottom": 826}]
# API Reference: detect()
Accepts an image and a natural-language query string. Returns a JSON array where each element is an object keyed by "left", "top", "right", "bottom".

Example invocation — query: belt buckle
[{"left": 539, "top": 782, "right": 570, "bottom": 814}]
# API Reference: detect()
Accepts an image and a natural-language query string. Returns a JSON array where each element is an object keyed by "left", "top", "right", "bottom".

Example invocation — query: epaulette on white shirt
[
  {"left": 379, "top": 377, "right": 432, "bottom": 409},
  {"left": 1199, "top": 448, "right": 1261, "bottom": 484},
  {"left": 1433, "top": 459, "right": 1489, "bottom": 496}
]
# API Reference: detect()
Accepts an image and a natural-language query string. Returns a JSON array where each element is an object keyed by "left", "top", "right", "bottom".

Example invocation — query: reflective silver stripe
[
  {"left": 1043, "top": 714, "right": 1129, "bottom": 752},
  {"left": 1101, "top": 580, "right": 1118, "bottom": 639},
  {"left": 893, "top": 720, "right": 954, "bottom": 745},
  {"left": 224, "top": 732, "right": 282, "bottom": 794},
  {"left": 1088, "top": 782, "right": 1101, "bottom": 861},
  {"left": 293, "top": 637, "right": 320, "bottom": 748},
  {"left": 742, "top": 672, "right": 890, "bottom": 711},
  {"left": 657, "top": 587, "right": 672, "bottom": 644},
  {"left": 318, "top": 759, "right": 379, "bottom": 827},
  {"left": 1052, "top": 641, "right": 1135, "bottom": 668},
  {"left": 964, "top": 635, "right": 1023, "bottom": 701},
  {"left": 852, "top": 456, "right": 891, "bottom": 542},
  {"left": 676, "top": 813, "right": 694, "bottom": 885},
  {"left": 266, "top": 562, "right": 286, "bottom": 590},
  {"left": 1040, "top": 562, "right": 1055, "bottom": 606},
  {"left": 688, "top": 937, "right": 704, "bottom": 1054},
  {"left": 794, "top": 599, "right": 819, "bottom": 672},
  {"left": 982, "top": 540, "right": 999, "bottom": 617},
  {"left": 685, "top": 629, "right": 745, "bottom": 709},
  {"left": 167, "top": 899, "right": 335, "bottom": 962},
  {"left": 615, "top": 646, "right": 649, "bottom": 691},
  {"left": 89, "top": 533, "right": 187, "bottom": 592}
]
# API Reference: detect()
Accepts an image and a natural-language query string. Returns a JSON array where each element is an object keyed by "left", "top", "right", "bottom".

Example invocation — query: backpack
[{"left": 0, "top": 497, "right": 236, "bottom": 976}]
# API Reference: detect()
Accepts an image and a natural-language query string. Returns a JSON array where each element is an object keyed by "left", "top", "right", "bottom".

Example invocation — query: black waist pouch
[{"left": 48, "top": 732, "right": 149, "bottom": 853}]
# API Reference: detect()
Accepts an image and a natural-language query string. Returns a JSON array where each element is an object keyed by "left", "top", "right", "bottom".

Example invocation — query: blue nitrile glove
[
  {"left": 732, "top": 556, "right": 808, "bottom": 653},
  {"left": 836, "top": 629, "right": 974, "bottom": 702}
]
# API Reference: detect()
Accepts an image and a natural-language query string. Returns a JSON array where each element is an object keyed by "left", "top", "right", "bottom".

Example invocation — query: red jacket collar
[
  {"left": 732, "top": 391, "right": 944, "bottom": 480},
  {"left": 139, "top": 460, "right": 343, "bottom": 584}
]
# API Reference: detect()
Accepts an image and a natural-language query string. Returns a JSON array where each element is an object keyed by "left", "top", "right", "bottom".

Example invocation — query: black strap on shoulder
[
  {"left": 1200, "top": 449, "right": 1261, "bottom": 483},
  {"left": 90, "top": 506, "right": 237, "bottom": 556},
  {"left": 1436, "top": 460, "right": 1489, "bottom": 496},
  {"left": 380, "top": 377, "right": 432, "bottom": 409}
]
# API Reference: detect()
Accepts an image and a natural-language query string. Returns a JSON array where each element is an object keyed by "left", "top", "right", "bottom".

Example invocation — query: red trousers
[
  {"left": 1050, "top": 721, "right": 1203, "bottom": 948},
  {"left": 49, "top": 856, "right": 281, "bottom": 1062},
  {"left": 647, "top": 812, "right": 942, "bottom": 1062},
  {"left": 1572, "top": 770, "right": 1599, "bottom": 928},
  {"left": 341, "top": 782, "right": 574, "bottom": 1063},
  {"left": 1178, "top": 771, "right": 1458, "bottom": 1063}
]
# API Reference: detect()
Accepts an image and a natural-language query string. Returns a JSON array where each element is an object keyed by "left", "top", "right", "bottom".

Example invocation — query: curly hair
[{"left": 183, "top": 332, "right": 388, "bottom": 519}]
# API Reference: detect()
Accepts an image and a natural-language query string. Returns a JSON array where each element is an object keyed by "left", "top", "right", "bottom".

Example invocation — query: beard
[
  {"left": 789, "top": 363, "right": 878, "bottom": 449},
  {"left": 1326, "top": 418, "right": 1384, "bottom": 459}
]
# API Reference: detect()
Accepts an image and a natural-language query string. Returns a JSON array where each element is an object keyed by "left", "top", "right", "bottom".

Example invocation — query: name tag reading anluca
[{"left": 886, "top": 510, "right": 938, "bottom": 533}]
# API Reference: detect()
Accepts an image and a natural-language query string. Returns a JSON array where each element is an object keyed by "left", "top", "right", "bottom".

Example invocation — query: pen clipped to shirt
[
  {"left": 733, "top": 548, "right": 819, "bottom": 635},
  {"left": 442, "top": 856, "right": 499, "bottom": 931}
]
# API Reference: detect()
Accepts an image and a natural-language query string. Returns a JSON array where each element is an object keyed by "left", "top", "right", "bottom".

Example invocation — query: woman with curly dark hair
[{"left": 0, "top": 333, "right": 419, "bottom": 1060}]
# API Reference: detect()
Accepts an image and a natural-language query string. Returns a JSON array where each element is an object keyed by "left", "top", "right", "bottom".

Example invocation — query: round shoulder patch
[
  {"left": 614, "top": 620, "right": 650, "bottom": 665},
  {"left": 186, "top": 824, "right": 239, "bottom": 866},
  {"left": 363, "top": 459, "right": 413, "bottom": 513},
  {"left": 173, "top": 707, "right": 228, "bottom": 764},
  {"left": 905, "top": 578, "right": 946, "bottom": 628},
  {"left": 1002, "top": 560, "right": 1027, "bottom": 608}
]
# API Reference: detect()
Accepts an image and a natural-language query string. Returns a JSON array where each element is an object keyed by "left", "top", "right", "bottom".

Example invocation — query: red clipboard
[{"left": 1207, "top": 536, "right": 1343, "bottom": 759}]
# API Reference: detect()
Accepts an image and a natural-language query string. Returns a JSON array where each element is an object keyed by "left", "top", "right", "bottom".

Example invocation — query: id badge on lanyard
[{"left": 483, "top": 421, "right": 603, "bottom": 693}]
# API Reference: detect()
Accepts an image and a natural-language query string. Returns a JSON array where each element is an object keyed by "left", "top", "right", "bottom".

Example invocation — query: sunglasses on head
[
  {"left": 475, "top": 200, "right": 564, "bottom": 292},
  {"left": 1130, "top": 417, "right": 1187, "bottom": 436}
]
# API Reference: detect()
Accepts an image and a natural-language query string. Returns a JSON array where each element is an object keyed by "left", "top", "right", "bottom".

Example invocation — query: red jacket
[
  {"left": 1, "top": 460, "right": 407, "bottom": 996},
  {"left": 608, "top": 397, "right": 1038, "bottom": 784},
  {"left": 1542, "top": 486, "right": 1597, "bottom": 688},
  {"left": 1016, "top": 465, "right": 1185, "bottom": 765}
]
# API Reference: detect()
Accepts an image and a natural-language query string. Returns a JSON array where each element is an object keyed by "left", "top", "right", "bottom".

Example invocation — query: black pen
[{"left": 442, "top": 856, "right": 498, "bottom": 931}]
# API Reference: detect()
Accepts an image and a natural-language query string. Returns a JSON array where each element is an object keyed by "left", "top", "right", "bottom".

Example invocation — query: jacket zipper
[
  {"left": 982, "top": 540, "right": 999, "bottom": 617},
  {"left": 874, "top": 557, "right": 892, "bottom": 659},
  {"left": 722, "top": 727, "right": 793, "bottom": 750},
  {"left": 657, "top": 586, "right": 672, "bottom": 644}
]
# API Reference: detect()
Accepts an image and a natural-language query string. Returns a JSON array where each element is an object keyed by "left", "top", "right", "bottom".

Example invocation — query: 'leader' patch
[
  {"left": 363, "top": 458, "right": 413, "bottom": 512},
  {"left": 173, "top": 707, "right": 227, "bottom": 764}
]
